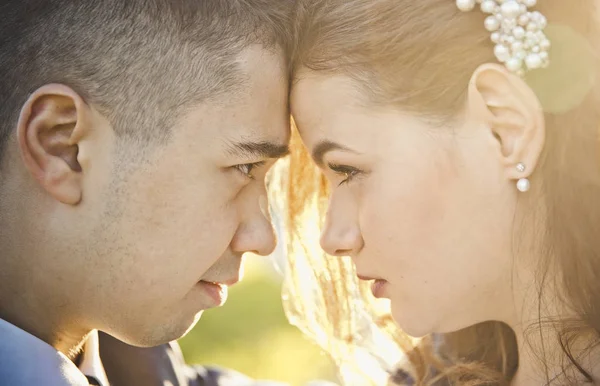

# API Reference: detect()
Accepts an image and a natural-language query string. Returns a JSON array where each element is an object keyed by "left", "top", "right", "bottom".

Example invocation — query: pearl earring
[{"left": 516, "top": 162, "right": 530, "bottom": 192}]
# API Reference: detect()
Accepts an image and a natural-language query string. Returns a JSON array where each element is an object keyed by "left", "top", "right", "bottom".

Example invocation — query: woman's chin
[{"left": 390, "top": 305, "right": 434, "bottom": 338}]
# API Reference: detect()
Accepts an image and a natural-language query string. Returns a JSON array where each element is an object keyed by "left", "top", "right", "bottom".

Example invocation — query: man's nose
[{"left": 231, "top": 195, "right": 277, "bottom": 256}]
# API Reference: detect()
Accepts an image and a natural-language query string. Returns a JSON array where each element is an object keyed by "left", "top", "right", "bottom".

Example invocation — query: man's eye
[{"left": 234, "top": 161, "right": 266, "bottom": 180}]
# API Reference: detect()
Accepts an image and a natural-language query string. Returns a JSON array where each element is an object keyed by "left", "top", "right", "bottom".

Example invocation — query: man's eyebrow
[
  {"left": 226, "top": 140, "right": 290, "bottom": 159},
  {"left": 312, "top": 140, "right": 358, "bottom": 167}
]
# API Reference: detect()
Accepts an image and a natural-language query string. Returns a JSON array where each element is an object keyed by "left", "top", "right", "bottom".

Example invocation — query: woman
[{"left": 280, "top": 0, "right": 600, "bottom": 384}]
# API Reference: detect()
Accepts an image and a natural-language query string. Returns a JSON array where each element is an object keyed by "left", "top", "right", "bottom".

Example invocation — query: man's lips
[
  {"left": 200, "top": 276, "right": 240, "bottom": 287},
  {"left": 196, "top": 276, "right": 240, "bottom": 306},
  {"left": 197, "top": 281, "right": 228, "bottom": 305}
]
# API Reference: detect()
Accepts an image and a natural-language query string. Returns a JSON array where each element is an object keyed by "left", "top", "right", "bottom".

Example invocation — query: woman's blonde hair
[{"left": 278, "top": 0, "right": 600, "bottom": 384}]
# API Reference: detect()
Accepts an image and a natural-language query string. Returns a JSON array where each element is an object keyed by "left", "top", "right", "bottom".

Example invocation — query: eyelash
[
  {"left": 234, "top": 161, "right": 266, "bottom": 180},
  {"left": 328, "top": 163, "right": 362, "bottom": 186}
]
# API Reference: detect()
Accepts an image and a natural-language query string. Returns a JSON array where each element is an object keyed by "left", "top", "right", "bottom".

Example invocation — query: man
[{"left": 0, "top": 0, "right": 294, "bottom": 384}]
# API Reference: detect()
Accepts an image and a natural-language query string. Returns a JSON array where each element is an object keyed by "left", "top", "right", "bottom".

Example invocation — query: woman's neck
[
  {"left": 508, "top": 295, "right": 599, "bottom": 385},
  {"left": 511, "top": 332, "right": 599, "bottom": 385}
]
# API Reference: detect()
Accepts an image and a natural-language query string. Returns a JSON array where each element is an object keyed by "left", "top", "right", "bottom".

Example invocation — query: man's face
[{"left": 50, "top": 47, "right": 289, "bottom": 346}]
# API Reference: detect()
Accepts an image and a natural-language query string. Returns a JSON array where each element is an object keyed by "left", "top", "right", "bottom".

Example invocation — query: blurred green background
[{"left": 178, "top": 258, "right": 337, "bottom": 385}]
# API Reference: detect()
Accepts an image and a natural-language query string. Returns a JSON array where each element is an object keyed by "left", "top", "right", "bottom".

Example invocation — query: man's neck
[{"left": 0, "top": 306, "right": 90, "bottom": 358}]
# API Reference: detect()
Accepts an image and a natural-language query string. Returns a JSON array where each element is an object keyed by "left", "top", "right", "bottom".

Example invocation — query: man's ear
[
  {"left": 17, "top": 84, "right": 93, "bottom": 205},
  {"left": 467, "top": 63, "right": 545, "bottom": 181}
]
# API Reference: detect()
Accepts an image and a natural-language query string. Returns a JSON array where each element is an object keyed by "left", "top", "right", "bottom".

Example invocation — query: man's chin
[
  {"left": 179, "top": 309, "right": 204, "bottom": 338},
  {"left": 114, "top": 310, "right": 205, "bottom": 348},
  {"left": 165, "top": 309, "right": 206, "bottom": 343}
]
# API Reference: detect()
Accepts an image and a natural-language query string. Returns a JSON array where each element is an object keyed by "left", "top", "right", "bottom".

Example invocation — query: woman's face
[{"left": 291, "top": 71, "right": 521, "bottom": 337}]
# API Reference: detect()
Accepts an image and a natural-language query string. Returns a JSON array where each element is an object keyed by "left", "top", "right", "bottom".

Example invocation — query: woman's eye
[
  {"left": 234, "top": 161, "right": 266, "bottom": 180},
  {"left": 328, "top": 163, "right": 362, "bottom": 186}
]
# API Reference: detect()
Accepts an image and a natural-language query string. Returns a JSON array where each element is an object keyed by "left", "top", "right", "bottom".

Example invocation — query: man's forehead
[{"left": 176, "top": 46, "right": 290, "bottom": 152}]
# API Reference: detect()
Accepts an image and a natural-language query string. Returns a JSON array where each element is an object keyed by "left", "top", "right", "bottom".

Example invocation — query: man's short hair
[{"left": 0, "top": 0, "right": 294, "bottom": 162}]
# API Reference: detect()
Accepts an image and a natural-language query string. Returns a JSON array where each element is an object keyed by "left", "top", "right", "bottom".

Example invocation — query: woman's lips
[
  {"left": 357, "top": 274, "right": 379, "bottom": 281},
  {"left": 371, "top": 279, "right": 388, "bottom": 299},
  {"left": 357, "top": 274, "right": 389, "bottom": 298}
]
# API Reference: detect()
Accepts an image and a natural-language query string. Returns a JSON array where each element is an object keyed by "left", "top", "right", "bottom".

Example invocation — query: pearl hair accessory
[{"left": 455, "top": 0, "right": 551, "bottom": 76}]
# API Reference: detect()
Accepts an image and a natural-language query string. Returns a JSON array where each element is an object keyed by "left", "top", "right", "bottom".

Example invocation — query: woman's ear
[{"left": 467, "top": 63, "right": 545, "bottom": 181}]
